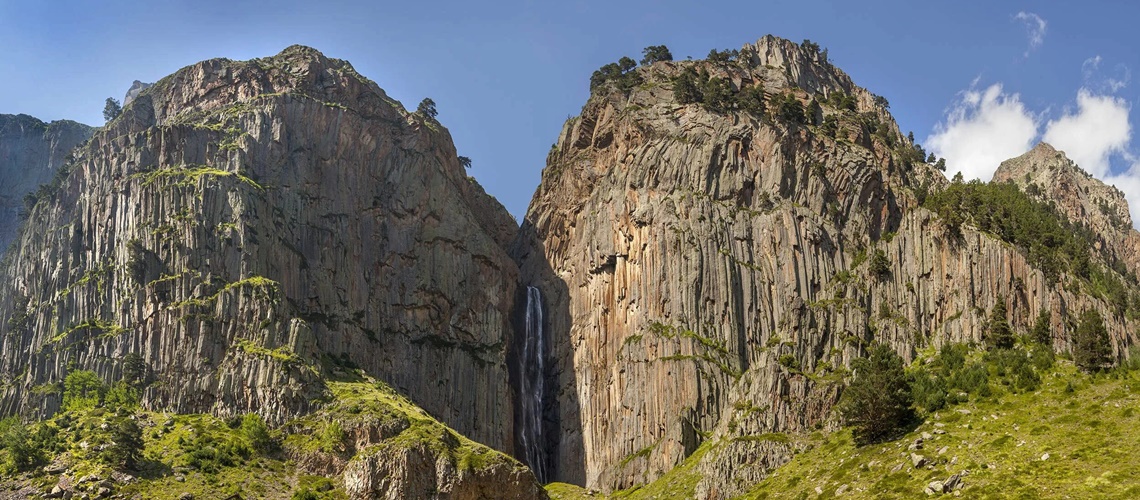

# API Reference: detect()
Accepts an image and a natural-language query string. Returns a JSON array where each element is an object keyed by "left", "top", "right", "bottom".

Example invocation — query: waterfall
[{"left": 520, "top": 285, "right": 549, "bottom": 483}]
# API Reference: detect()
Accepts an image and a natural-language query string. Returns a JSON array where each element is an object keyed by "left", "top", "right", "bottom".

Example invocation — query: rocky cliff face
[
  {"left": 0, "top": 114, "right": 93, "bottom": 253},
  {"left": 514, "top": 34, "right": 1139, "bottom": 495},
  {"left": 0, "top": 46, "right": 520, "bottom": 457}
]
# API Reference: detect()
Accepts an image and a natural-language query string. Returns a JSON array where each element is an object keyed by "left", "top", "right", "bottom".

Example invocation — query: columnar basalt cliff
[
  {"left": 0, "top": 114, "right": 94, "bottom": 252},
  {"left": 0, "top": 46, "right": 521, "bottom": 456},
  {"left": 513, "top": 35, "right": 1140, "bottom": 495}
]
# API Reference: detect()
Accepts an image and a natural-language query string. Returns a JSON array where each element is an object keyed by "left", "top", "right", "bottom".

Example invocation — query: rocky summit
[{"left": 2, "top": 35, "right": 1140, "bottom": 499}]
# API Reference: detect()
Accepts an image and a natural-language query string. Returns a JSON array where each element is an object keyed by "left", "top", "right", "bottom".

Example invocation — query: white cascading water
[{"left": 520, "top": 285, "right": 548, "bottom": 482}]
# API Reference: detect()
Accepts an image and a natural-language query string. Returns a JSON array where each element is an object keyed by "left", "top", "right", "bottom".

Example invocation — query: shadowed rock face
[
  {"left": 0, "top": 46, "right": 520, "bottom": 454},
  {"left": 514, "top": 35, "right": 1140, "bottom": 494},
  {"left": 0, "top": 114, "right": 94, "bottom": 253}
]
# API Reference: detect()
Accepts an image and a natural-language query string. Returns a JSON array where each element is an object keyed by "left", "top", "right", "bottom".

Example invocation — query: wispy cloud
[
  {"left": 926, "top": 83, "right": 1039, "bottom": 181},
  {"left": 1082, "top": 55, "right": 1131, "bottom": 93},
  {"left": 1014, "top": 11, "right": 1047, "bottom": 56}
]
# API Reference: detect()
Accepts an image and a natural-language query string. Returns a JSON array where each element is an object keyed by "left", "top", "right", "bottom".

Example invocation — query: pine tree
[
  {"left": 985, "top": 298, "right": 1014, "bottom": 350},
  {"left": 1031, "top": 308, "right": 1052, "bottom": 346},
  {"left": 1073, "top": 309, "right": 1111, "bottom": 372},
  {"left": 838, "top": 343, "right": 915, "bottom": 445},
  {"left": 103, "top": 98, "right": 122, "bottom": 123},
  {"left": 416, "top": 98, "right": 438, "bottom": 119}
]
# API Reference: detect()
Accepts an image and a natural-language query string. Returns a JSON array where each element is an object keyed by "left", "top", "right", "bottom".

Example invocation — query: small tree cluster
[
  {"left": 825, "top": 91, "right": 857, "bottom": 111},
  {"left": 774, "top": 93, "right": 807, "bottom": 125},
  {"left": 838, "top": 343, "right": 915, "bottom": 446},
  {"left": 868, "top": 249, "right": 890, "bottom": 280},
  {"left": 590, "top": 57, "right": 641, "bottom": 92},
  {"left": 706, "top": 48, "right": 740, "bottom": 64},
  {"left": 672, "top": 68, "right": 764, "bottom": 116},
  {"left": 640, "top": 45, "right": 673, "bottom": 65},
  {"left": 457, "top": 156, "right": 472, "bottom": 169}
]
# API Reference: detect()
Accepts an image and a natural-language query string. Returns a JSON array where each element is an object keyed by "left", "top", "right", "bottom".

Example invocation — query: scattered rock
[
  {"left": 944, "top": 473, "right": 964, "bottom": 491},
  {"left": 815, "top": 487, "right": 824, "bottom": 494},
  {"left": 174, "top": 475, "right": 186, "bottom": 482},
  {"left": 891, "top": 462, "right": 904, "bottom": 473},
  {"left": 1041, "top": 453, "right": 1050, "bottom": 461},
  {"left": 179, "top": 494, "right": 194, "bottom": 500},
  {"left": 110, "top": 471, "right": 136, "bottom": 484},
  {"left": 836, "top": 484, "right": 848, "bottom": 495},
  {"left": 922, "top": 432, "right": 933, "bottom": 440},
  {"left": 925, "top": 481, "right": 944, "bottom": 495},
  {"left": 938, "top": 446, "right": 949, "bottom": 455},
  {"left": 911, "top": 453, "right": 927, "bottom": 468},
  {"left": 96, "top": 487, "right": 111, "bottom": 498}
]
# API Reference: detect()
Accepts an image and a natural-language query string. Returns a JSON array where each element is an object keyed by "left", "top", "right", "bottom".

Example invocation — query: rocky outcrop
[
  {"left": 993, "top": 142, "right": 1140, "bottom": 276},
  {"left": 0, "top": 114, "right": 93, "bottom": 253},
  {"left": 0, "top": 46, "right": 520, "bottom": 456},
  {"left": 344, "top": 445, "right": 546, "bottom": 500},
  {"left": 122, "top": 80, "right": 153, "bottom": 108},
  {"left": 514, "top": 34, "right": 1139, "bottom": 494}
]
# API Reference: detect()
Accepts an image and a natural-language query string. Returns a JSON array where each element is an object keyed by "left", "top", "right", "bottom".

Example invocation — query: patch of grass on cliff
[
  {"left": 282, "top": 374, "right": 514, "bottom": 473},
  {"left": 131, "top": 164, "right": 263, "bottom": 191},
  {"left": 740, "top": 362, "right": 1140, "bottom": 499}
]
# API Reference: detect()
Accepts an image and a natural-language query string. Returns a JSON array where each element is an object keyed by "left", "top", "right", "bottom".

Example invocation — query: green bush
[
  {"left": 778, "top": 354, "right": 800, "bottom": 371},
  {"left": 775, "top": 94, "right": 806, "bottom": 124},
  {"left": 63, "top": 370, "right": 106, "bottom": 411},
  {"left": 320, "top": 420, "right": 346, "bottom": 453},
  {"left": 868, "top": 249, "right": 890, "bottom": 280},
  {"left": 0, "top": 419, "right": 46, "bottom": 473},
  {"left": 99, "top": 416, "right": 143, "bottom": 469},
  {"left": 241, "top": 414, "right": 274, "bottom": 452},
  {"left": 984, "top": 349, "right": 1040, "bottom": 393}
]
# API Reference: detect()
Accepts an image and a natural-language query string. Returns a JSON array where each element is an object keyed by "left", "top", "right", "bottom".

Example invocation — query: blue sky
[{"left": 2, "top": 1, "right": 1138, "bottom": 221}]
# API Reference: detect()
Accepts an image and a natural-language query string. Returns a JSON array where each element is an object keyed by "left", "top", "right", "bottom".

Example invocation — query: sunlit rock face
[
  {"left": 0, "top": 47, "right": 521, "bottom": 457},
  {"left": 513, "top": 35, "right": 1139, "bottom": 495}
]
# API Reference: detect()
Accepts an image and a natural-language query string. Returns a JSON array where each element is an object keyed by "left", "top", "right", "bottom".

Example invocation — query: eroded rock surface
[
  {"left": 0, "top": 46, "right": 519, "bottom": 455},
  {"left": 514, "top": 35, "right": 1139, "bottom": 494}
]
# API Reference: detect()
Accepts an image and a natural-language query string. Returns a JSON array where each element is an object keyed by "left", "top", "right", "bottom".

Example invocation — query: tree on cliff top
[
  {"left": 416, "top": 98, "right": 438, "bottom": 119},
  {"left": 838, "top": 343, "right": 915, "bottom": 445},
  {"left": 103, "top": 98, "right": 122, "bottom": 123},
  {"left": 640, "top": 45, "right": 673, "bottom": 65}
]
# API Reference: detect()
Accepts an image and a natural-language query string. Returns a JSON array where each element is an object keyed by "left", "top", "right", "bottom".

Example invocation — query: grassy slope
[
  {"left": 2, "top": 373, "right": 522, "bottom": 499},
  {"left": 547, "top": 361, "right": 1140, "bottom": 500}
]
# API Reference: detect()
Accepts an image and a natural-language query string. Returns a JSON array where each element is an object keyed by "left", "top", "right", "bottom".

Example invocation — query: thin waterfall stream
[{"left": 520, "top": 285, "right": 549, "bottom": 482}]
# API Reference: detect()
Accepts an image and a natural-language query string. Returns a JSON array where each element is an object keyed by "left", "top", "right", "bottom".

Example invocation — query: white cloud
[
  {"left": 1104, "top": 170, "right": 1140, "bottom": 227},
  {"left": 1014, "top": 12, "right": 1047, "bottom": 56},
  {"left": 926, "top": 83, "right": 1039, "bottom": 181},
  {"left": 1042, "top": 90, "right": 1131, "bottom": 177}
]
